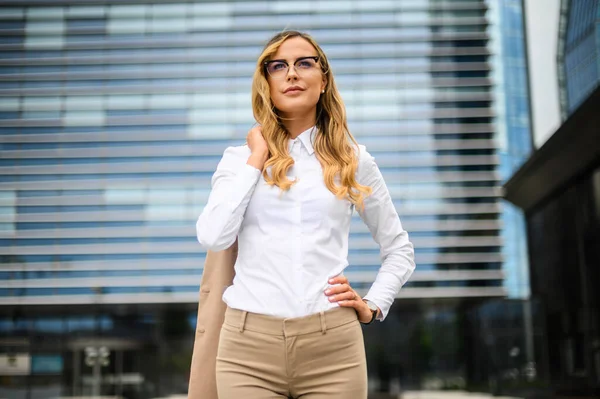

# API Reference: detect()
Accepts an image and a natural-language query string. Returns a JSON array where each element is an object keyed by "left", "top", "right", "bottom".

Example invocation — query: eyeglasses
[{"left": 264, "top": 56, "right": 320, "bottom": 78}]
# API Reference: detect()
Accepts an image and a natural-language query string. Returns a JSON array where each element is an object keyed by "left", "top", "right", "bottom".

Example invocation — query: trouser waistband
[{"left": 223, "top": 306, "right": 358, "bottom": 337}]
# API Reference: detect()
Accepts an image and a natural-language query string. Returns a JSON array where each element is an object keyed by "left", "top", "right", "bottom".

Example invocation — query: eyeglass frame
[{"left": 263, "top": 56, "right": 321, "bottom": 78}]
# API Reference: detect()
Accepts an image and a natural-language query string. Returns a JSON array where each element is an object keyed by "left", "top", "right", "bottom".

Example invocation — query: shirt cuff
[
  {"left": 363, "top": 296, "right": 386, "bottom": 322},
  {"left": 239, "top": 162, "right": 263, "bottom": 178}
]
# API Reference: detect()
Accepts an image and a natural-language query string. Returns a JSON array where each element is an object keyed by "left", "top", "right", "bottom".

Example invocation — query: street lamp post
[{"left": 84, "top": 346, "right": 110, "bottom": 398}]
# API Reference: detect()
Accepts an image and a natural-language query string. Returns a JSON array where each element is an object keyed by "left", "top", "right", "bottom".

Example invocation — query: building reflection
[{"left": 1, "top": 298, "right": 548, "bottom": 398}]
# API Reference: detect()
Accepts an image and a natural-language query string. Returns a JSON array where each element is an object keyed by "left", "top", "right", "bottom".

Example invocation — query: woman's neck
[{"left": 280, "top": 110, "right": 316, "bottom": 139}]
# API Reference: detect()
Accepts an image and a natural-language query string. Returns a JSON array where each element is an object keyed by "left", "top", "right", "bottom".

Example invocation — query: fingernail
[
  {"left": 328, "top": 297, "right": 334, "bottom": 302},
  {"left": 324, "top": 289, "right": 331, "bottom": 295}
]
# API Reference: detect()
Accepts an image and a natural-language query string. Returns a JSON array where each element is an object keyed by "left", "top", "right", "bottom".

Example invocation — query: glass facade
[
  {"left": 518, "top": 0, "right": 600, "bottom": 394},
  {"left": 527, "top": 165, "right": 600, "bottom": 395},
  {"left": 487, "top": 0, "right": 532, "bottom": 299},
  {"left": 558, "top": 0, "right": 600, "bottom": 115},
  {"left": 0, "top": 1, "right": 534, "bottom": 397}
]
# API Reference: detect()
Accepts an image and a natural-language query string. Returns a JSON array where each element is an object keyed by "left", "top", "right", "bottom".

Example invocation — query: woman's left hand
[{"left": 324, "top": 276, "right": 378, "bottom": 324}]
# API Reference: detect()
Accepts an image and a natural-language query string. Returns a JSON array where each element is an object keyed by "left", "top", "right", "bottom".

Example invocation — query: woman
[{"left": 196, "top": 30, "right": 415, "bottom": 399}]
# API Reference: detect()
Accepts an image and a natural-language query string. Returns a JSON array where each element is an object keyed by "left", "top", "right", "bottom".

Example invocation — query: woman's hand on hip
[{"left": 324, "top": 276, "right": 377, "bottom": 324}]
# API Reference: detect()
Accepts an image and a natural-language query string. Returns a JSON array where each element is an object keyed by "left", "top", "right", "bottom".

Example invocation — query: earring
[{"left": 321, "top": 89, "right": 325, "bottom": 93}]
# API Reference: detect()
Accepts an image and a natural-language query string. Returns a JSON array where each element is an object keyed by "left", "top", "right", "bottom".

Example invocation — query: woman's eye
[{"left": 272, "top": 62, "right": 286, "bottom": 70}]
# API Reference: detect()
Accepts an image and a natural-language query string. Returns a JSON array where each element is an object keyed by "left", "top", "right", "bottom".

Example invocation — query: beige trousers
[{"left": 215, "top": 306, "right": 368, "bottom": 399}]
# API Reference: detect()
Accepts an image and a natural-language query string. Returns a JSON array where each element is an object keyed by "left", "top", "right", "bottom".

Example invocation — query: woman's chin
[{"left": 275, "top": 101, "right": 317, "bottom": 117}]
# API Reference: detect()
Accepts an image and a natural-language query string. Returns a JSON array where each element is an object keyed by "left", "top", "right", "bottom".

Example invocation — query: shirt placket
[{"left": 290, "top": 141, "right": 304, "bottom": 311}]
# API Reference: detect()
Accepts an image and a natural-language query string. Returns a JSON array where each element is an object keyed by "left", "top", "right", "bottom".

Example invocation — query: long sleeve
[
  {"left": 356, "top": 145, "right": 416, "bottom": 320},
  {"left": 196, "top": 145, "right": 262, "bottom": 251}
]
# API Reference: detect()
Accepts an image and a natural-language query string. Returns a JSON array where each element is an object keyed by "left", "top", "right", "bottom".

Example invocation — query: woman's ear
[{"left": 321, "top": 76, "right": 327, "bottom": 93}]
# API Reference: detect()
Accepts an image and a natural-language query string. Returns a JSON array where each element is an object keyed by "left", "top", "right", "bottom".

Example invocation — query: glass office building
[
  {"left": 558, "top": 0, "right": 600, "bottom": 116},
  {"left": 0, "top": 0, "right": 533, "bottom": 397},
  {"left": 502, "top": 0, "right": 600, "bottom": 395}
]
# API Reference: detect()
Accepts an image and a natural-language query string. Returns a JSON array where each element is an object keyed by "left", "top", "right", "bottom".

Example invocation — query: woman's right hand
[{"left": 246, "top": 126, "right": 269, "bottom": 171}]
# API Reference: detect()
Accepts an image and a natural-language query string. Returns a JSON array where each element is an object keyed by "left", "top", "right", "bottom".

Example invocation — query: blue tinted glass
[{"left": 34, "top": 319, "right": 65, "bottom": 333}]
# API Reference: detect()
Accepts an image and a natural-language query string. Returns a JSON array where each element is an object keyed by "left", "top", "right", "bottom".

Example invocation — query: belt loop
[
  {"left": 239, "top": 311, "right": 248, "bottom": 333},
  {"left": 320, "top": 311, "right": 326, "bottom": 334}
]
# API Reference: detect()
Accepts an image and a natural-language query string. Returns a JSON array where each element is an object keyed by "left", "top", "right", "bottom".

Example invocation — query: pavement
[
  {"left": 401, "top": 392, "right": 523, "bottom": 399},
  {"left": 147, "top": 392, "right": 525, "bottom": 399}
]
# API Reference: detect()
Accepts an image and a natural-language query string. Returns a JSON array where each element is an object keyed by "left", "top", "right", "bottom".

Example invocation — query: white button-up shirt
[{"left": 196, "top": 127, "right": 415, "bottom": 320}]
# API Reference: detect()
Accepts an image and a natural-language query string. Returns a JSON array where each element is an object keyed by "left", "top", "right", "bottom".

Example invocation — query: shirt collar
[{"left": 289, "top": 126, "right": 316, "bottom": 155}]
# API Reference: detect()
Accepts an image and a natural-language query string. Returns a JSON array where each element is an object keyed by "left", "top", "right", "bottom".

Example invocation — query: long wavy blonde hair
[{"left": 252, "top": 30, "right": 372, "bottom": 210}]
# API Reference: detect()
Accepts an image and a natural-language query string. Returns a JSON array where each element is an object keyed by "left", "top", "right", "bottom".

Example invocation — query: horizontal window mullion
[
  {"left": 1, "top": 254, "right": 502, "bottom": 272},
  {"left": 1, "top": 234, "right": 501, "bottom": 248},
  {"left": 3, "top": 267, "right": 504, "bottom": 290},
  {"left": 0, "top": 63, "right": 491, "bottom": 77},
  {"left": 0, "top": 78, "right": 493, "bottom": 98},
  {"left": 0, "top": 109, "right": 494, "bottom": 129},
  {"left": 1, "top": 21, "right": 489, "bottom": 49},
  {"left": 0, "top": 1, "right": 487, "bottom": 18},
  {"left": 4, "top": 203, "right": 501, "bottom": 224},
  {"left": 0, "top": 124, "right": 496, "bottom": 144},
  {"left": 0, "top": 46, "right": 491, "bottom": 68},
  {"left": 8, "top": 176, "right": 499, "bottom": 200},
  {"left": 0, "top": 63, "right": 492, "bottom": 81},
  {"left": 0, "top": 93, "right": 493, "bottom": 118},
  {"left": 0, "top": 286, "right": 506, "bottom": 305},
  {"left": 3, "top": 240, "right": 503, "bottom": 261},
  {"left": 9, "top": 222, "right": 501, "bottom": 240}
]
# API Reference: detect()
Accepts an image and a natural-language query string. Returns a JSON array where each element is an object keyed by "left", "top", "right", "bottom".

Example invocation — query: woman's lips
[
  {"left": 284, "top": 86, "right": 305, "bottom": 94},
  {"left": 284, "top": 88, "right": 304, "bottom": 95}
]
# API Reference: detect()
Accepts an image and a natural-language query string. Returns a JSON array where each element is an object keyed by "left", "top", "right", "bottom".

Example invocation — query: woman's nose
[{"left": 286, "top": 65, "right": 299, "bottom": 80}]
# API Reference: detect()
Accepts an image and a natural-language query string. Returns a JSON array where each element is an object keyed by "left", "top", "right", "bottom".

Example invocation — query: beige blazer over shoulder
[{"left": 187, "top": 242, "right": 237, "bottom": 399}]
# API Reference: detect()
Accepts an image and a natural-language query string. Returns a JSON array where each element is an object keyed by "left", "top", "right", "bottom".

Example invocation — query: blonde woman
[{"left": 196, "top": 30, "right": 415, "bottom": 399}]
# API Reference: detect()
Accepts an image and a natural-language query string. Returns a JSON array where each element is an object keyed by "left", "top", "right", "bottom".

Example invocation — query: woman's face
[{"left": 266, "top": 37, "right": 326, "bottom": 118}]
